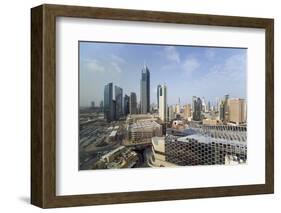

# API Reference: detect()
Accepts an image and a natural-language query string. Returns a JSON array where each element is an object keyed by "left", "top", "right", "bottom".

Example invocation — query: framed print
[{"left": 31, "top": 4, "right": 274, "bottom": 208}]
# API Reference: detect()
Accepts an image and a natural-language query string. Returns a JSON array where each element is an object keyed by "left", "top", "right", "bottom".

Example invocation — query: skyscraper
[
  {"left": 192, "top": 96, "right": 202, "bottom": 121},
  {"left": 130, "top": 92, "right": 137, "bottom": 114},
  {"left": 99, "top": 101, "right": 104, "bottom": 112},
  {"left": 168, "top": 106, "right": 175, "bottom": 121},
  {"left": 228, "top": 98, "right": 247, "bottom": 125},
  {"left": 202, "top": 97, "right": 206, "bottom": 112},
  {"left": 123, "top": 94, "right": 130, "bottom": 116},
  {"left": 140, "top": 64, "right": 150, "bottom": 114},
  {"left": 100, "top": 100, "right": 103, "bottom": 109},
  {"left": 104, "top": 83, "right": 114, "bottom": 122},
  {"left": 207, "top": 101, "right": 211, "bottom": 112},
  {"left": 224, "top": 94, "right": 229, "bottom": 122},
  {"left": 157, "top": 84, "right": 161, "bottom": 110},
  {"left": 219, "top": 101, "right": 225, "bottom": 121},
  {"left": 183, "top": 104, "right": 191, "bottom": 119},
  {"left": 175, "top": 104, "right": 180, "bottom": 114},
  {"left": 158, "top": 84, "right": 167, "bottom": 122},
  {"left": 115, "top": 85, "right": 123, "bottom": 120}
]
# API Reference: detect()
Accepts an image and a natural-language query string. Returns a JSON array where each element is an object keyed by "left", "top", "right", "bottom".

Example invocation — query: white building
[{"left": 158, "top": 84, "right": 167, "bottom": 122}]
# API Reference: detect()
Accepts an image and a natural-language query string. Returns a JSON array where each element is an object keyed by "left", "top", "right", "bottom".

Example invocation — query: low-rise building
[
  {"left": 151, "top": 137, "right": 176, "bottom": 167},
  {"left": 127, "top": 120, "right": 162, "bottom": 143},
  {"left": 165, "top": 130, "right": 247, "bottom": 166},
  {"left": 203, "top": 119, "right": 220, "bottom": 125},
  {"left": 100, "top": 146, "right": 138, "bottom": 169}
]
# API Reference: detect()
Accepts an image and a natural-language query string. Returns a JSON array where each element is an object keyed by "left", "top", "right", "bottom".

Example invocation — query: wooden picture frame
[{"left": 31, "top": 4, "right": 274, "bottom": 208}]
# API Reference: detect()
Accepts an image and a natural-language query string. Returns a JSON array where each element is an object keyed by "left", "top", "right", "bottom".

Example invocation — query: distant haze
[{"left": 79, "top": 42, "right": 247, "bottom": 107}]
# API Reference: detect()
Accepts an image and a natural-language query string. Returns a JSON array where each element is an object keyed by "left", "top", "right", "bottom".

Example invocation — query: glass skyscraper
[
  {"left": 157, "top": 84, "right": 161, "bottom": 110},
  {"left": 130, "top": 92, "right": 137, "bottom": 114},
  {"left": 192, "top": 96, "right": 202, "bottom": 121},
  {"left": 104, "top": 82, "right": 114, "bottom": 122},
  {"left": 140, "top": 65, "right": 150, "bottom": 114},
  {"left": 123, "top": 94, "right": 130, "bottom": 115},
  {"left": 115, "top": 85, "right": 123, "bottom": 119}
]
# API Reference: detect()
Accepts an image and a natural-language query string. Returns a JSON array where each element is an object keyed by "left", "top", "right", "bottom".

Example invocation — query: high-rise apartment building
[
  {"left": 158, "top": 84, "right": 167, "bottom": 122},
  {"left": 140, "top": 65, "right": 150, "bottom": 114}
]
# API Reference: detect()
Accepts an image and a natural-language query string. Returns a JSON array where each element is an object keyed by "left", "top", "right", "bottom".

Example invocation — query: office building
[
  {"left": 207, "top": 101, "right": 211, "bottom": 112},
  {"left": 175, "top": 104, "right": 180, "bottom": 114},
  {"left": 115, "top": 85, "right": 123, "bottom": 119},
  {"left": 183, "top": 104, "right": 191, "bottom": 119},
  {"left": 140, "top": 64, "right": 150, "bottom": 114},
  {"left": 130, "top": 92, "right": 137, "bottom": 114},
  {"left": 123, "top": 94, "right": 130, "bottom": 116},
  {"left": 224, "top": 94, "right": 229, "bottom": 122},
  {"left": 192, "top": 96, "right": 202, "bottom": 121},
  {"left": 219, "top": 101, "right": 225, "bottom": 121},
  {"left": 202, "top": 97, "right": 206, "bottom": 112},
  {"left": 228, "top": 98, "right": 247, "bottom": 125},
  {"left": 168, "top": 106, "right": 175, "bottom": 121},
  {"left": 104, "top": 83, "right": 114, "bottom": 122},
  {"left": 100, "top": 101, "right": 103, "bottom": 110},
  {"left": 157, "top": 84, "right": 161, "bottom": 110}
]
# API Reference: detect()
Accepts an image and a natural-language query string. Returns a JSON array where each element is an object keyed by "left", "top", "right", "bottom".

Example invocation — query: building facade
[{"left": 165, "top": 135, "right": 247, "bottom": 166}]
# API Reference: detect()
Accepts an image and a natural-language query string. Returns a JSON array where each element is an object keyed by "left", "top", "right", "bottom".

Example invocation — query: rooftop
[
  {"left": 177, "top": 134, "right": 246, "bottom": 146},
  {"left": 129, "top": 120, "right": 161, "bottom": 129}
]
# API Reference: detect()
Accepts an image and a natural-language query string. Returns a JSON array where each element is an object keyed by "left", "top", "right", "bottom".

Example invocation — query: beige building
[
  {"left": 126, "top": 114, "right": 158, "bottom": 124},
  {"left": 127, "top": 120, "right": 162, "bottom": 143},
  {"left": 228, "top": 98, "right": 247, "bottom": 125},
  {"left": 183, "top": 104, "right": 191, "bottom": 119},
  {"left": 203, "top": 119, "right": 219, "bottom": 125},
  {"left": 175, "top": 104, "right": 180, "bottom": 114}
]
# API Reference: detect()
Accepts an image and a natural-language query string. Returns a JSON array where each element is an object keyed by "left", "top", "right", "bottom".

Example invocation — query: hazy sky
[{"left": 79, "top": 42, "right": 247, "bottom": 107}]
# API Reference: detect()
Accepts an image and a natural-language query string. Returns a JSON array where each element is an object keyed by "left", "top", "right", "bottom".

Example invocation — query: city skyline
[{"left": 79, "top": 42, "right": 247, "bottom": 107}]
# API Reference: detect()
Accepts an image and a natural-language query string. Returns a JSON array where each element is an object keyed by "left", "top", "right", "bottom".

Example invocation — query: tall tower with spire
[{"left": 140, "top": 63, "right": 150, "bottom": 114}]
